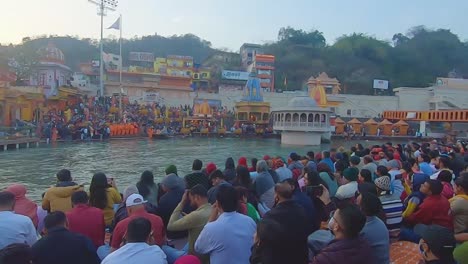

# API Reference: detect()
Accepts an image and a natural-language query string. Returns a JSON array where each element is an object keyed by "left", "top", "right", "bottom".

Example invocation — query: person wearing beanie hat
[
  {"left": 165, "top": 165, "right": 178, "bottom": 176},
  {"left": 155, "top": 173, "right": 187, "bottom": 238},
  {"left": 374, "top": 175, "right": 404, "bottom": 239},
  {"left": 238, "top": 157, "right": 248, "bottom": 168},
  {"left": 263, "top": 155, "right": 271, "bottom": 161},
  {"left": 387, "top": 159, "right": 405, "bottom": 198},
  {"left": 205, "top": 163, "right": 217, "bottom": 176},
  {"left": 275, "top": 158, "right": 293, "bottom": 182},
  {"left": 335, "top": 168, "right": 359, "bottom": 200},
  {"left": 374, "top": 176, "right": 391, "bottom": 192}
]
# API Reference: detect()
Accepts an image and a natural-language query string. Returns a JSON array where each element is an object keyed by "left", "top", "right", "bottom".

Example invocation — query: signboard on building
[
  {"left": 129, "top": 52, "right": 154, "bottom": 62},
  {"left": 102, "top": 52, "right": 121, "bottom": 71},
  {"left": 222, "top": 70, "right": 249, "bottom": 81},
  {"left": 144, "top": 91, "right": 162, "bottom": 103},
  {"left": 373, "top": 79, "right": 389, "bottom": 90}
]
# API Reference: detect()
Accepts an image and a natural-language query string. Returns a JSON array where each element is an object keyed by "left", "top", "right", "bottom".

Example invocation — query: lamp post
[{"left": 88, "top": 0, "right": 118, "bottom": 98}]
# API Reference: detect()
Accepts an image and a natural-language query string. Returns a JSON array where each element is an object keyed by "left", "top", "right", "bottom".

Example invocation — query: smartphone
[{"left": 306, "top": 185, "right": 323, "bottom": 197}]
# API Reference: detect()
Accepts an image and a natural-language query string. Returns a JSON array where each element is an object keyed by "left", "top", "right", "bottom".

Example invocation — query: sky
[{"left": 2, "top": 0, "right": 468, "bottom": 51}]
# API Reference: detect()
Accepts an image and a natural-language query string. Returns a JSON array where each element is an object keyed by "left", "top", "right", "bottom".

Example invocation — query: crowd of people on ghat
[
  {"left": 36, "top": 96, "right": 236, "bottom": 142},
  {"left": 1, "top": 140, "right": 468, "bottom": 263}
]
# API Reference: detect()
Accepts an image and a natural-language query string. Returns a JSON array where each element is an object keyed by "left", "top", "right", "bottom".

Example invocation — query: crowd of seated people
[{"left": 1, "top": 140, "right": 468, "bottom": 264}]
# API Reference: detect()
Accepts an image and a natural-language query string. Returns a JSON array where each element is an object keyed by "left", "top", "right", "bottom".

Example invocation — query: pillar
[
  {"left": 16, "top": 144, "right": 19, "bottom": 149},
  {"left": 26, "top": 142, "right": 30, "bottom": 148},
  {"left": 3, "top": 145, "right": 6, "bottom": 151}
]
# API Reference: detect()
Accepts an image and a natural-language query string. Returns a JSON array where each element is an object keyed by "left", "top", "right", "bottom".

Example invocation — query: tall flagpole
[{"left": 119, "top": 14, "right": 123, "bottom": 120}]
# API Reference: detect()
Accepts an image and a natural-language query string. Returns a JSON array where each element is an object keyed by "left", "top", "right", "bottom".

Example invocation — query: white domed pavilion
[{"left": 272, "top": 96, "right": 332, "bottom": 145}]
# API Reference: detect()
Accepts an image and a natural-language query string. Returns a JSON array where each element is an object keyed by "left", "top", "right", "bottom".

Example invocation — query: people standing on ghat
[
  {"left": 137, "top": 170, "right": 160, "bottom": 207},
  {"left": 195, "top": 185, "right": 256, "bottom": 264},
  {"left": 185, "top": 159, "right": 210, "bottom": 190},
  {"left": 66, "top": 191, "right": 105, "bottom": 249},
  {"left": 207, "top": 170, "right": 232, "bottom": 204},
  {"left": 89, "top": 172, "right": 122, "bottom": 227},
  {"left": 5, "top": 184, "right": 38, "bottom": 228},
  {"left": 165, "top": 185, "right": 211, "bottom": 264},
  {"left": 102, "top": 218, "right": 168, "bottom": 264},
  {"left": 42, "top": 169, "right": 83, "bottom": 213},
  {"left": 0, "top": 191, "right": 37, "bottom": 250},
  {"left": 31, "top": 211, "right": 100, "bottom": 264}
]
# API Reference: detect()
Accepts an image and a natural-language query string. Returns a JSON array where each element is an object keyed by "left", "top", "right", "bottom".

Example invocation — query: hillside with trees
[
  {"left": 266, "top": 26, "right": 468, "bottom": 94},
  {"left": 1, "top": 25, "right": 467, "bottom": 94}
]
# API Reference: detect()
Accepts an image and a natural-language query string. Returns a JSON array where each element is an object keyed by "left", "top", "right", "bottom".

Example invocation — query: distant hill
[
  {"left": 2, "top": 25, "right": 468, "bottom": 95},
  {"left": 1, "top": 33, "right": 215, "bottom": 71}
]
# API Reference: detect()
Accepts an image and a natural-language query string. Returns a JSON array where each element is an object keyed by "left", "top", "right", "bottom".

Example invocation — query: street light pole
[{"left": 88, "top": 0, "right": 118, "bottom": 98}]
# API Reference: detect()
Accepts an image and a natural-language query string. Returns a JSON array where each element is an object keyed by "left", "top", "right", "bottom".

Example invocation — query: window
[
  {"left": 260, "top": 79, "right": 270, "bottom": 83},
  {"left": 347, "top": 109, "right": 352, "bottom": 116}
]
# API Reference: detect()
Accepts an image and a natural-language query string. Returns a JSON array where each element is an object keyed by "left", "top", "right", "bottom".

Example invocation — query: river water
[{"left": 0, "top": 137, "right": 403, "bottom": 202}]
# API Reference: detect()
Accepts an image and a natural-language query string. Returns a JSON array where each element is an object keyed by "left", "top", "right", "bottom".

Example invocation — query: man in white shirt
[
  {"left": 0, "top": 191, "right": 37, "bottom": 250},
  {"left": 102, "top": 217, "right": 167, "bottom": 264},
  {"left": 195, "top": 185, "right": 256, "bottom": 264}
]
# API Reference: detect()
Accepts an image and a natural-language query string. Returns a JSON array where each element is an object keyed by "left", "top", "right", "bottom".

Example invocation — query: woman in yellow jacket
[{"left": 89, "top": 172, "right": 122, "bottom": 226}]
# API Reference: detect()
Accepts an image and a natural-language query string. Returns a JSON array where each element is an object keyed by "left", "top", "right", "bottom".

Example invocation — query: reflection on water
[{"left": 0, "top": 137, "right": 404, "bottom": 202}]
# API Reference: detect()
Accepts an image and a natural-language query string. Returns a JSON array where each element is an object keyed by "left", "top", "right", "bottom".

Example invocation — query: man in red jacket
[
  {"left": 401, "top": 179, "right": 454, "bottom": 243},
  {"left": 405, "top": 179, "right": 453, "bottom": 229},
  {"left": 66, "top": 191, "right": 105, "bottom": 249},
  {"left": 110, "top": 194, "right": 165, "bottom": 251}
]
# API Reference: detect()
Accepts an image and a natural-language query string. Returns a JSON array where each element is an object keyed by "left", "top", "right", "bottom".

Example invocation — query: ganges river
[{"left": 0, "top": 137, "right": 405, "bottom": 202}]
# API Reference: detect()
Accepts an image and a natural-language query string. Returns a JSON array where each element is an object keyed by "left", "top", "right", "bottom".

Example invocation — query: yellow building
[
  {"left": 0, "top": 85, "right": 45, "bottom": 126},
  {"left": 154, "top": 55, "right": 194, "bottom": 78}
]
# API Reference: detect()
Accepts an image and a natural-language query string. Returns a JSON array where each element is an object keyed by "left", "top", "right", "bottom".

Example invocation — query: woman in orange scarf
[{"left": 6, "top": 184, "right": 38, "bottom": 228}]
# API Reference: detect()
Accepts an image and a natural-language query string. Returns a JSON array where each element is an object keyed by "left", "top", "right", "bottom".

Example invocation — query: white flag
[{"left": 108, "top": 17, "right": 120, "bottom": 30}]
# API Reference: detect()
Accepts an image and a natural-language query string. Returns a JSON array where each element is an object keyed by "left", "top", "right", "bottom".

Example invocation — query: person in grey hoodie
[{"left": 254, "top": 160, "right": 275, "bottom": 209}]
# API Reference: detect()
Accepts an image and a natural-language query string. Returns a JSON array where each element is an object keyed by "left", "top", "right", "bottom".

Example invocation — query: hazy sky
[{"left": 2, "top": 0, "right": 467, "bottom": 50}]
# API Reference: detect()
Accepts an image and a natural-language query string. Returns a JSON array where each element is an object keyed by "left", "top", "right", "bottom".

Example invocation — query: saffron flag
[{"left": 108, "top": 17, "right": 120, "bottom": 30}]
